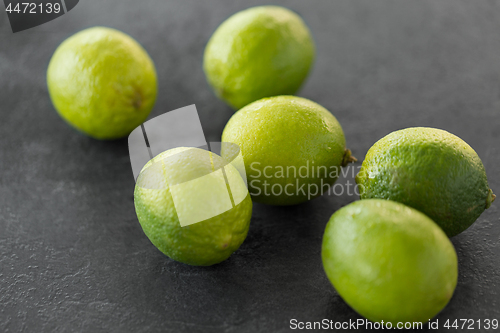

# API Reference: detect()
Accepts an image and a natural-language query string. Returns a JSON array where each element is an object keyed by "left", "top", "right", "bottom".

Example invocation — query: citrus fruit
[
  {"left": 221, "top": 96, "right": 355, "bottom": 206},
  {"left": 355, "top": 127, "right": 495, "bottom": 237},
  {"left": 203, "top": 6, "right": 315, "bottom": 110},
  {"left": 134, "top": 147, "right": 252, "bottom": 266},
  {"left": 322, "top": 199, "right": 458, "bottom": 325},
  {"left": 47, "top": 27, "right": 157, "bottom": 139}
]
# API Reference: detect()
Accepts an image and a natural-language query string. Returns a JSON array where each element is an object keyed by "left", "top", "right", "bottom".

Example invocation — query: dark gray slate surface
[{"left": 0, "top": 1, "right": 499, "bottom": 332}]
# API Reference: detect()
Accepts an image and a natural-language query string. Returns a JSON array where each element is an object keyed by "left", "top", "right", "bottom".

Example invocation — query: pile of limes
[{"left": 46, "top": 5, "right": 495, "bottom": 327}]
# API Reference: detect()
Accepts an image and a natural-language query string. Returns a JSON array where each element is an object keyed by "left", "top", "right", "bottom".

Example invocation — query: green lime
[
  {"left": 322, "top": 199, "right": 458, "bottom": 325},
  {"left": 134, "top": 147, "right": 252, "bottom": 266},
  {"left": 47, "top": 27, "right": 157, "bottom": 139},
  {"left": 356, "top": 127, "right": 495, "bottom": 237},
  {"left": 221, "top": 96, "right": 355, "bottom": 206},
  {"left": 203, "top": 6, "right": 315, "bottom": 110}
]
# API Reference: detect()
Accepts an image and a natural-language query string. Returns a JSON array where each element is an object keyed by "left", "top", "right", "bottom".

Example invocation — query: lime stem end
[
  {"left": 486, "top": 189, "right": 496, "bottom": 209},
  {"left": 342, "top": 148, "right": 357, "bottom": 167}
]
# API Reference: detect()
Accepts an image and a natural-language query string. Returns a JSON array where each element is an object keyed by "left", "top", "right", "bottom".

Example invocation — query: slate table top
[{"left": 1, "top": 1, "right": 499, "bottom": 332}]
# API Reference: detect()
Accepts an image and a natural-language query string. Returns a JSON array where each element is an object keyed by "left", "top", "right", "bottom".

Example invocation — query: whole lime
[
  {"left": 356, "top": 127, "right": 495, "bottom": 237},
  {"left": 47, "top": 27, "right": 157, "bottom": 139},
  {"left": 322, "top": 199, "right": 458, "bottom": 325},
  {"left": 134, "top": 147, "right": 252, "bottom": 266},
  {"left": 221, "top": 96, "right": 355, "bottom": 206},
  {"left": 203, "top": 6, "right": 315, "bottom": 110}
]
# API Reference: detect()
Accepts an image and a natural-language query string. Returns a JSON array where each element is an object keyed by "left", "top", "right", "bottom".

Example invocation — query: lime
[
  {"left": 203, "top": 6, "right": 315, "bottom": 110},
  {"left": 134, "top": 147, "right": 252, "bottom": 266},
  {"left": 47, "top": 27, "right": 157, "bottom": 139},
  {"left": 322, "top": 199, "right": 458, "bottom": 325},
  {"left": 221, "top": 96, "right": 355, "bottom": 205},
  {"left": 356, "top": 127, "right": 495, "bottom": 237}
]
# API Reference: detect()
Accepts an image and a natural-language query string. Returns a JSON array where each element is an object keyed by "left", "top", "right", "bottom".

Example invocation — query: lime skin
[
  {"left": 134, "top": 148, "right": 252, "bottom": 266},
  {"left": 356, "top": 127, "right": 495, "bottom": 237},
  {"left": 47, "top": 27, "right": 157, "bottom": 139},
  {"left": 222, "top": 96, "right": 354, "bottom": 206},
  {"left": 203, "top": 6, "right": 315, "bottom": 110},
  {"left": 322, "top": 199, "right": 458, "bottom": 325}
]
